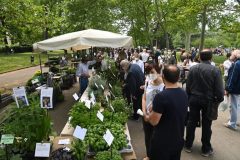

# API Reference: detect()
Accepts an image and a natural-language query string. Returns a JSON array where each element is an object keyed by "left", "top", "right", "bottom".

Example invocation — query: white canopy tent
[{"left": 33, "top": 29, "right": 133, "bottom": 51}]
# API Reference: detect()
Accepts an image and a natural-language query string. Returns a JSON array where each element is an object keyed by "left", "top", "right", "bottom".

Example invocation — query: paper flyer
[{"left": 13, "top": 86, "right": 29, "bottom": 108}]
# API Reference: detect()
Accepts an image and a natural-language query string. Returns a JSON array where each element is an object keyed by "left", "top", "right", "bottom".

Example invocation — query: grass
[
  {"left": 0, "top": 51, "right": 226, "bottom": 74},
  {"left": 0, "top": 51, "right": 64, "bottom": 74}
]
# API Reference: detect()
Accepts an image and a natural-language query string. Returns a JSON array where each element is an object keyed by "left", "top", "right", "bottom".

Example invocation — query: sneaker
[
  {"left": 224, "top": 123, "right": 237, "bottom": 131},
  {"left": 201, "top": 149, "right": 213, "bottom": 157},
  {"left": 184, "top": 147, "right": 192, "bottom": 153}
]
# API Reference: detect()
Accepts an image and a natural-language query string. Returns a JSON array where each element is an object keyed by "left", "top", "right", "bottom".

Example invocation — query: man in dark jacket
[
  {"left": 120, "top": 59, "right": 145, "bottom": 120},
  {"left": 225, "top": 49, "right": 240, "bottom": 130},
  {"left": 185, "top": 49, "right": 224, "bottom": 157}
]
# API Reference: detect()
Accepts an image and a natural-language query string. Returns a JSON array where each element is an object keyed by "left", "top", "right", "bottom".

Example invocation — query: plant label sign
[
  {"left": 110, "top": 105, "right": 114, "bottom": 112},
  {"left": 73, "top": 93, "right": 79, "bottom": 101},
  {"left": 58, "top": 138, "right": 70, "bottom": 145},
  {"left": 13, "top": 86, "right": 29, "bottom": 108},
  {"left": 84, "top": 100, "right": 91, "bottom": 109},
  {"left": 40, "top": 87, "right": 53, "bottom": 109},
  {"left": 34, "top": 143, "right": 51, "bottom": 157},
  {"left": 105, "top": 95, "right": 109, "bottom": 103},
  {"left": 100, "top": 84, "right": 104, "bottom": 90},
  {"left": 95, "top": 83, "right": 99, "bottom": 89},
  {"left": 73, "top": 126, "right": 87, "bottom": 140},
  {"left": 97, "top": 111, "right": 104, "bottom": 122},
  {"left": 0, "top": 134, "right": 14, "bottom": 145},
  {"left": 109, "top": 83, "right": 112, "bottom": 89},
  {"left": 103, "top": 129, "right": 114, "bottom": 146},
  {"left": 90, "top": 92, "right": 96, "bottom": 105}
]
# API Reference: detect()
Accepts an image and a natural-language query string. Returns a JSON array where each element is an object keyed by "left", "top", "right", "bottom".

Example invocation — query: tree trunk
[
  {"left": 199, "top": 5, "right": 207, "bottom": 51},
  {"left": 185, "top": 32, "right": 191, "bottom": 51},
  {"left": 131, "top": 19, "right": 138, "bottom": 47},
  {"left": 142, "top": 4, "right": 152, "bottom": 48},
  {"left": 165, "top": 32, "right": 169, "bottom": 50}
]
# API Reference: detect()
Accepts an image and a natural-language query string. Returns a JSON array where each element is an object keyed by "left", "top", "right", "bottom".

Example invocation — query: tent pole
[{"left": 39, "top": 52, "right": 43, "bottom": 75}]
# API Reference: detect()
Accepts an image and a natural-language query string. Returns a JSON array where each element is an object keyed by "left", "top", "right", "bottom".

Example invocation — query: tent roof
[{"left": 33, "top": 29, "right": 133, "bottom": 51}]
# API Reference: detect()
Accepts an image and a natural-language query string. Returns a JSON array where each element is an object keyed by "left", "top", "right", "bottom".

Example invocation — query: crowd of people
[{"left": 75, "top": 47, "right": 240, "bottom": 160}]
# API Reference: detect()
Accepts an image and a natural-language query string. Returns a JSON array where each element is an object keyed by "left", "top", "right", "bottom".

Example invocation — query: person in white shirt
[
  {"left": 76, "top": 57, "right": 96, "bottom": 96},
  {"left": 223, "top": 53, "right": 233, "bottom": 82},
  {"left": 132, "top": 52, "right": 144, "bottom": 73},
  {"left": 142, "top": 63, "right": 164, "bottom": 160},
  {"left": 140, "top": 49, "right": 150, "bottom": 63}
]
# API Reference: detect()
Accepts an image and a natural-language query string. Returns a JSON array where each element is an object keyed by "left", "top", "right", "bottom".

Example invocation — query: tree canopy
[{"left": 0, "top": 0, "right": 239, "bottom": 49}]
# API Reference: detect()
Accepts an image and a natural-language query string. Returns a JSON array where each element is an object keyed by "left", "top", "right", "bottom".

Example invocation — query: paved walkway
[
  {"left": 0, "top": 66, "right": 48, "bottom": 90},
  {"left": 128, "top": 111, "right": 240, "bottom": 160}
]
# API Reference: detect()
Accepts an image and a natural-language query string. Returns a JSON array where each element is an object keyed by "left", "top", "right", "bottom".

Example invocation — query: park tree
[
  {"left": 115, "top": 0, "right": 154, "bottom": 47},
  {"left": 64, "top": 0, "right": 119, "bottom": 33}
]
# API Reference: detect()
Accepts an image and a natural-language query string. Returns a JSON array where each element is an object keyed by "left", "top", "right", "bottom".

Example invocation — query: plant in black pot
[{"left": 0, "top": 95, "right": 52, "bottom": 159}]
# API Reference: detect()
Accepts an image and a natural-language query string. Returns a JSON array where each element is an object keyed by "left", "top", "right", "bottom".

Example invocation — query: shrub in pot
[{"left": 0, "top": 95, "right": 52, "bottom": 158}]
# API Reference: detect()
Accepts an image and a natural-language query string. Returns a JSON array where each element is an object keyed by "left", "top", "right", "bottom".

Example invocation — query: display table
[{"left": 54, "top": 73, "right": 137, "bottom": 160}]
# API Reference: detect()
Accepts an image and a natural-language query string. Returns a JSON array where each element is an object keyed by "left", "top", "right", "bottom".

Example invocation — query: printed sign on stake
[
  {"left": 84, "top": 100, "right": 91, "bottom": 109},
  {"left": 110, "top": 105, "right": 114, "bottom": 112},
  {"left": 0, "top": 134, "right": 14, "bottom": 145},
  {"left": 40, "top": 87, "right": 53, "bottom": 109},
  {"left": 95, "top": 83, "right": 99, "bottom": 89},
  {"left": 73, "top": 126, "right": 87, "bottom": 140},
  {"left": 105, "top": 95, "right": 109, "bottom": 103},
  {"left": 73, "top": 93, "right": 79, "bottom": 101},
  {"left": 34, "top": 143, "right": 51, "bottom": 157},
  {"left": 13, "top": 86, "right": 29, "bottom": 108},
  {"left": 103, "top": 129, "right": 114, "bottom": 146},
  {"left": 97, "top": 111, "right": 104, "bottom": 122},
  {"left": 100, "top": 84, "right": 104, "bottom": 90},
  {"left": 109, "top": 83, "right": 112, "bottom": 89}
]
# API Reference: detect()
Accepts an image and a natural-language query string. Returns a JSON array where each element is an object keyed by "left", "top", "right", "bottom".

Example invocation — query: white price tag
[
  {"left": 73, "top": 93, "right": 79, "bottom": 101},
  {"left": 58, "top": 139, "right": 70, "bottom": 145},
  {"left": 110, "top": 105, "right": 114, "bottom": 112},
  {"left": 95, "top": 83, "right": 99, "bottom": 88},
  {"left": 73, "top": 126, "right": 87, "bottom": 140},
  {"left": 35, "top": 143, "right": 51, "bottom": 157},
  {"left": 90, "top": 92, "right": 96, "bottom": 105},
  {"left": 109, "top": 83, "right": 112, "bottom": 89},
  {"left": 85, "top": 100, "right": 91, "bottom": 109},
  {"left": 100, "top": 84, "right": 104, "bottom": 90},
  {"left": 103, "top": 129, "right": 114, "bottom": 146},
  {"left": 97, "top": 111, "right": 104, "bottom": 122},
  {"left": 105, "top": 95, "right": 109, "bottom": 102}
]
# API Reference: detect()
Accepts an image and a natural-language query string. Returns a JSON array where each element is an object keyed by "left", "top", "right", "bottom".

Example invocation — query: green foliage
[
  {"left": 72, "top": 140, "right": 87, "bottom": 160},
  {"left": 85, "top": 123, "right": 127, "bottom": 152},
  {"left": 111, "top": 97, "right": 129, "bottom": 113},
  {"left": 95, "top": 150, "right": 122, "bottom": 160},
  {"left": 0, "top": 96, "right": 52, "bottom": 152},
  {"left": 69, "top": 102, "right": 101, "bottom": 128},
  {"left": 112, "top": 84, "right": 122, "bottom": 98}
]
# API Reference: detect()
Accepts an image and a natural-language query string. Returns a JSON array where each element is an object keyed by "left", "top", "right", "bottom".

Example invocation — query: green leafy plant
[
  {"left": 85, "top": 123, "right": 127, "bottom": 152},
  {"left": 69, "top": 102, "right": 101, "bottom": 128},
  {"left": 95, "top": 150, "right": 122, "bottom": 160},
  {"left": 0, "top": 96, "right": 52, "bottom": 153},
  {"left": 72, "top": 140, "right": 87, "bottom": 160}
]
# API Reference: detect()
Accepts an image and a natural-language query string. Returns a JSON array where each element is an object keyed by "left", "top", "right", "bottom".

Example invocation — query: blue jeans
[
  {"left": 79, "top": 77, "right": 88, "bottom": 96},
  {"left": 228, "top": 94, "right": 240, "bottom": 128}
]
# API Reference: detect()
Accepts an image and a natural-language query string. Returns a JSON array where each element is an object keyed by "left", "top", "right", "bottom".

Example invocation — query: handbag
[{"left": 207, "top": 101, "right": 220, "bottom": 120}]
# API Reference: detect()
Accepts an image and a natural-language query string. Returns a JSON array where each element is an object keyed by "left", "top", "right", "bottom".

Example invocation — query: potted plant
[{"left": 0, "top": 95, "right": 52, "bottom": 159}]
